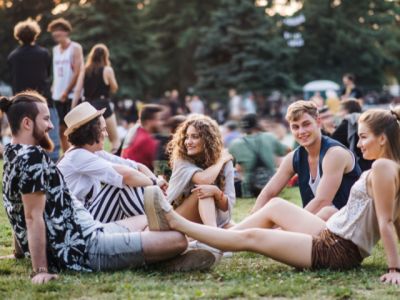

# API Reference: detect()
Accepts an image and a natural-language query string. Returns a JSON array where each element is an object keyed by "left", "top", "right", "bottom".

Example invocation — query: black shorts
[
  {"left": 87, "top": 98, "right": 113, "bottom": 119},
  {"left": 54, "top": 99, "right": 72, "bottom": 126}
]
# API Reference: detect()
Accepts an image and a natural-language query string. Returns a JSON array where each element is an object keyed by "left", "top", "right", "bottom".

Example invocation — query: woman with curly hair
[{"left": 166, "top": 115, "right": 235, "bottom": 228}]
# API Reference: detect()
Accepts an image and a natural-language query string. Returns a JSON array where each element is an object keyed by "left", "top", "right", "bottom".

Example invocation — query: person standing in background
[
  {"left": 341, "top": 73, "right": 363, "bottom": 101},
  {"left": 7, "top": 18, "right": 60, "bottom": 161},
  {"left": 81, "top": 44, "right": 120, "bottom": 153},
  {"left": 48, "top": 18, "right": 84, "bottom": 152}
]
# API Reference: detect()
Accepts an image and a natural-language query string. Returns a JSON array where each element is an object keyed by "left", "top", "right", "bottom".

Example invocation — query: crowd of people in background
[{"left": 1, "top": 17, "right": 400, "bottom": 287}]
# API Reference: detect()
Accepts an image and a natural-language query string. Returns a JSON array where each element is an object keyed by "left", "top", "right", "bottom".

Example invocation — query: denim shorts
[{"left": 86, "top": 222, "right": 145, "bottom": 271}]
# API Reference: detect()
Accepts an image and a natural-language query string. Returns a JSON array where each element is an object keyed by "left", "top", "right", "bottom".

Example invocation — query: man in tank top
[
  {"left": 47, "top": 18, "right": 84, "bottom": 152},
  {"left": 251, "top": 100, "right": 361, "bottom": 220}
]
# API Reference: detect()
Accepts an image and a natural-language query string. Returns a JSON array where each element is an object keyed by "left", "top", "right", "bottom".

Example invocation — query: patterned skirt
[{"left": 311, "top": 229, "right": 363, "bottom": 270}]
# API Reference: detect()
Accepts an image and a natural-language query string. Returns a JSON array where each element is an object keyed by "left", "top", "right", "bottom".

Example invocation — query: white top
[
  {"left": 52, "top": 42, "right": 78, "bottom": 100},
  {"left": 188, "top": 99, "right": 205, "bottom": 114},
  {"left": 57, "top": 149, "right": 138, "bottom": 204},
  {"left": 308, "top": 165, "right": 321, "bottom": 197},
  {"left": 327, "top": 171, "right": 400, "bottom": 257},
  {"left": 167, "top": 159, "right": 236, "bottom": 227}
]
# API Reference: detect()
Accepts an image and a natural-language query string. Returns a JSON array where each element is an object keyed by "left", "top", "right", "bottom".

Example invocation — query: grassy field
[{"left": 0, "top": 173, "right": 399, "bottom": 299}]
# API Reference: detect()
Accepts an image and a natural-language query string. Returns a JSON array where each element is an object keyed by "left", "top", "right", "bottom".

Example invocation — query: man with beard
[
  {"left": 121, "top": 104, "right": 164, "bottom": 171},
  {"left": 250, "top": 101, "right": 361, "bottom": 220},
  {"left": 0, "top": 91, "right": 217, "bottom": 285}
]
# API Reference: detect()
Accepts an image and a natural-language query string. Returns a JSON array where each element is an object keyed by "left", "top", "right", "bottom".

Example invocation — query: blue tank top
[{"left": 292, "top": 135, "right": 361, "bottom": 209}]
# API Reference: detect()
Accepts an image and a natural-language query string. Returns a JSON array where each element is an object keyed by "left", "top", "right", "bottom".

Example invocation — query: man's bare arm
[{"left": 251, "top": 151, "right": 295, "bottom": 213}]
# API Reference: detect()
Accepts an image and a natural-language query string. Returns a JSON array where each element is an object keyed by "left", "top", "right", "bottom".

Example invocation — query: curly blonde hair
[{"left": 167, "top": 114, "right": 225, "bottom": 187}]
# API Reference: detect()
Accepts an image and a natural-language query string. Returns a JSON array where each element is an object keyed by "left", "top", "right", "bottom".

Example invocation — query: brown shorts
[{"left": 311, "top": 229, "right": 363, "bottom": 270}]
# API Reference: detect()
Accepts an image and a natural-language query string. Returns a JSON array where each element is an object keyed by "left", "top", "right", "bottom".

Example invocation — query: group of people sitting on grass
[{"left": 1, "top": 91, "right": 399, "bottom": 286}]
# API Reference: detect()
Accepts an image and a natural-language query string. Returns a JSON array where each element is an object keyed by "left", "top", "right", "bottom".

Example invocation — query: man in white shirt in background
[{"left": 48, "top": 18, "right": 84, "bottom": 152}]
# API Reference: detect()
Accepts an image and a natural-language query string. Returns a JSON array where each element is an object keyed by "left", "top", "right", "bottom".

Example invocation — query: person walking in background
[
  {"left": 7, "top": 18, "right": 60, "bottom": 161},
  {"left": 166, "top": 115, "right": 236, "bottom": 228},
  {"left": 228, "top": 89, "right": 242, "bottom": 120},
  {"left": 81, "top": 43, "right": 120, "bottom": 153},
  {"left": 341, "top": 73, "right": 363, "bottom": 101},
  {"left": 187, "top": 94, "right": 205, "bottom": 115},
  {"left": 331, "top": 99, "right": 373, "bottom": 171},
  {"left": 229, "top": 114, "right": 289, "bottom": 198},
  {"left": 48, "top": 18, "right": 84, "bottom": 152},
  {"left": 121, "top": 104, "right": 164, "bottom": 171},
  {"left": 251, "top": 101, "right": 361, "bottom": 220}
]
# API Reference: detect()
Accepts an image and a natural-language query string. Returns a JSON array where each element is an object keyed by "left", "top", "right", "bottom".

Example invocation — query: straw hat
[{"left": 64, "top": 102, "right": 106, "bottom": 136}]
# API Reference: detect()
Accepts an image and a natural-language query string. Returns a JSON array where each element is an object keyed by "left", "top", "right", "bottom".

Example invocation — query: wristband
[
  {"left": 387, "top": 267, "right": 400, "bottom": 273},
  {"left": 30, "top": 267, "right": 48, "bottom": 278},
  {"left": 151, "top": 178, "right": 157, "bottom": 186}
]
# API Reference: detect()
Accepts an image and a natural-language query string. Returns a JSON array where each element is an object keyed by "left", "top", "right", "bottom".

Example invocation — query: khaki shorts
[{"left": 86, "top": 222, "right": 145, "bottom": 271}]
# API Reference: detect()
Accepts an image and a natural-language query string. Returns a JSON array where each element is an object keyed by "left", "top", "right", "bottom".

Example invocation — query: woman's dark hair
[
  {"left": 0, "top": 91, "right": 47, "bottom": 135},
  {"left": 341, "top": 99, "right": 362, "bottom": 114},
  {"left": 67, "top": 116, "right": 102, "bottom": 147}
]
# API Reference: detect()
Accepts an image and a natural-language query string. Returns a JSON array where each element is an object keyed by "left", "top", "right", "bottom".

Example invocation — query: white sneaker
[{"left": 188, "top": 240, "right": 223, "bottom": 264}]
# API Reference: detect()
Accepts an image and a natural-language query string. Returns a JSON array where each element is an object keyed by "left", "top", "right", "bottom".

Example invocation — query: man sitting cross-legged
[
  {"left": 0, "top": 91, "right": 215, "bottom": 284},
  {"left": 251, "top": 101, "right": 361, "bottom": 220}
]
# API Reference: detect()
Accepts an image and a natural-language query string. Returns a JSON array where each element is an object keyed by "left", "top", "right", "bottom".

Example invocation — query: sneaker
[
  {"left": 188, "top": 241, "right": 223, "bottom": 264},
  {"left": 156, "top": 249, "right": 216, "bottom": 272},
  {"left": 144, "top": 186, "right": 173, "bottom": 231}
]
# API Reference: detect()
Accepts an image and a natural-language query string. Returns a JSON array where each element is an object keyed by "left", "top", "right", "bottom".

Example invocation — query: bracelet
[
  {"left": 150, "top": 178, "right": 157, "bottom": 186},
  {"left": 387, "top": 267, "right": 400, "bottom": 273},
  {"left": 30, "top": 267, "right": 48, "bottom": 278}
]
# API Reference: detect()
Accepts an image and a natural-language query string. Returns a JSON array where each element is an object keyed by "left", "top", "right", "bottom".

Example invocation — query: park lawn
[{"left": 0, "top": 169, "right": 399, "bottom": 299}]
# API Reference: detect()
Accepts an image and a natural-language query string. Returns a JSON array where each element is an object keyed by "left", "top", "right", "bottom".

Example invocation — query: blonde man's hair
[
  {"left": 14, "top": 18, "right": 41, "bottom": 45},
  {"left": 286, "top": 100, "right": 318, "bottom": 122}
]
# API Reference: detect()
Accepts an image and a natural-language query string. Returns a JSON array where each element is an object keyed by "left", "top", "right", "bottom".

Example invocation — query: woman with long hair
[
  {"left": 145, "top": 107, "right": 400, "bottom": 285},
  {"left": 83, "top": 43, "right": 120, "bottom": 153},
  {"left": 166, "top": 114, "right": 235, "bottom": 228}
]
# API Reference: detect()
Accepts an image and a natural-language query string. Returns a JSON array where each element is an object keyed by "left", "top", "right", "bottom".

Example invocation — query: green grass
[{"left": 0, "top": 168, "right": 399, "bottom": 299}]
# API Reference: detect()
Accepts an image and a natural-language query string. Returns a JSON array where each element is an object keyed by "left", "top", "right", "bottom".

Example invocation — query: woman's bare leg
[
  {"left": 167, "top": 210, "right": 313, "bottom": 268},
  {"left": 232, "top": 197, "right": 325, "bottom": 236},
  {"left": 198, "top": 197, "right": 217, "bottom": 227},
  {"left": 175, "top": 193, "right": 202, "bottom": 223},
  {"left": 175, "top": 193, "right": 218, "bottom": 227},
  {"left": 105, "top": 114, "right": 120, "bottom": 152}
]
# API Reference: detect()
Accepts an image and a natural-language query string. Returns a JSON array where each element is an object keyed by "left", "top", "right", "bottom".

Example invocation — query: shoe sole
[
  {"left": 144, "top": 186, "right": 170, "bottom": 231},
  {"left": 158, "top": 249, "right": 216, "bottom": 272}
]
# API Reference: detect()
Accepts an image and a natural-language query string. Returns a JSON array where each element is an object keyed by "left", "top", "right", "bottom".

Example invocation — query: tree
[
  {"left": 194, "top": 0, "right": 297, "bottom": 100},
  {"left": 293, "top": 0, "right": 400, "bottom": 91},
  {"left": 141, "top": 0, "right": 223, "bottom": 97}
]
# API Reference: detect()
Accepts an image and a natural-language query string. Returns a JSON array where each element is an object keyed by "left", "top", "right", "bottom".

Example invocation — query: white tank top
[
  {"left": 327, "top": 170, "right": 400, "bottom": 257},
  {"left": 52, "top": 42, "right": 76, "bottom": 101}
]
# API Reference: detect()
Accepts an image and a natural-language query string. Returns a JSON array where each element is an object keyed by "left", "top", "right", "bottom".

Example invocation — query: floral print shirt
[{"left": 2, "top": 144, "right": 96, "bottom": 272}]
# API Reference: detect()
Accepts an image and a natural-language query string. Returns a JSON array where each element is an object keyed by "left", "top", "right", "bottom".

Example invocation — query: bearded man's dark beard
[{"left": 33, "top": 123, "right": 54, "bottom": 152}]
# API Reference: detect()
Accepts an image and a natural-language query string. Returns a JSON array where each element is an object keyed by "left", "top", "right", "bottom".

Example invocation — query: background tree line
[{"left": 0, "top": 0, "right": 399, "bottom": 101}]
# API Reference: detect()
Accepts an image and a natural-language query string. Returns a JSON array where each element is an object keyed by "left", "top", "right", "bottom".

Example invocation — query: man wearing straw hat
[
  {"left": 58, "top": 102, "right": 161, "bottom": 223},
  {"left": 0, "top": 91, "right": 216, "bottom": 284}
]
